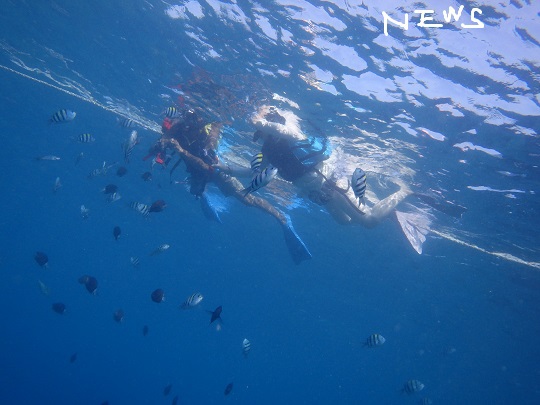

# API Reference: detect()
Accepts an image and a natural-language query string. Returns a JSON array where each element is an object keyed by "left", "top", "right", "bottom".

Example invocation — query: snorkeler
[
  {"left": 157, "top": 108, "right": 312, "bottom": 264},
  {"left": 217, "top": 105, "right": 412, "bottom": 228}
]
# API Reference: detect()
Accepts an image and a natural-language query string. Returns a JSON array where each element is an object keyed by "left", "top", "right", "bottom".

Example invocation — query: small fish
[
  {"left": 141, "top": 171, "right": 152, "bottom": 182},
  {"left": 419, "top": 398, "right": 433, "bottom": 405},
  {"left": 180, "top": 292, "right": 204, "bottom": 309},
  {"left": 142, "top": 325, "right": 149, "bottom": 336},
  {"left": 351, "top": 168, "right": 367, "bottom": 205},
  {"left": 52, "top": 302, "right": 66, "bottom": 314},
  {"left": 171, "top": 395, "right": 178, "bottom": 405},
  {"left": 38, "top": 280, "right": 50, "bottom": 295},
  {"left": 130, "top": 256, "right": 140, "bottom": 267},
  {"left": 69, "top": 353, "right": 77, "bottom": 363},
  {"left": 78, "top": 133, "right": 95, "bottom": 143},
  {"left": 163, "top": 383, "right": 172, "bottom": 396},
  {"left": 250, "top": 152, "right": 263, "bottom": 174},
  {"left": 130, "top": 201, "right": 150, "bottom": 216},
  {"left": 402, "top": 379, "right": 425, "bottom": 395},
  {"left": 80, "top": 205, "right": 90, "bottom": 219},
  {"left": 78, "top": 275, "right": 98, "bottom": 295},
  {"left": 150, "top": 244, "right": 170, "bottom": 256},
  {"left": 242, "top": 338, "right": 251, "bottom": 358},
  {"left": 164, "top": 106, "right": 180, "bottom": 118},
  {"left": 149, "top": 200, "right": 166, "bottom": 213},
  {"left": 208, "top": 305, "right": 223, "bottom": 324},
  {"left": 53, "top": 177, "right": 62, "bottom": 193},
  {"left": 151, "top": 288, "right": 165, "bottom": 303},
  {"left": 113, "top": 226, "right": 121, "bottom": 240},
  {"left": 364, "top": 333, "right": 386, "bottom": 348},
  {"left": 116, "top": 166, "right": 128, "bottom": 177},
  {"left": 113, "top": 309, "right": 125, "bottom": 323},
  {"left": 107, "top": 192, "right": 121, "bottom": 203},
  {"left": 75, "top": 152, "right": 84, "bottom": 165},
  {"left": 49, "top": 109, "right": 76, "bottom": 123},
  {"left": 88, "top": 161, "right": 116, "bottom": 179},
  {"left": 117, "top": 117, "right": 135, "bottom": 128},
  {"left": 102, "top": 184, "right": 118, "bottom": 194},
  {"left": 34, "top": 251, "right": 49, "bottom": 268},
  {"left": 224, "top": 382, "right": 233, "bottom": 396},
  {"left": 123, "top": 130, "right": 139, "bottom": 163},
  {"left": 242, "top": 166, "right": 278, "bottom": 196},
  {"left": 35, "top": 155, "right": 61, "bottom": 161}
]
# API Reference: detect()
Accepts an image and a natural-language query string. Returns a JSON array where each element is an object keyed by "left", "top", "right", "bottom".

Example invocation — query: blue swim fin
[
  {"left": 282, "top": 216, "right": 312, "bottom": 264},
  {"left": 200, "top": 193, "right": 222, "bottom": 223}
]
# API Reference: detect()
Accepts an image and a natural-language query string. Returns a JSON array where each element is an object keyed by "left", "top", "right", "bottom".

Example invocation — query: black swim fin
[
  {"left": 415, "top": 193, "right": 467, "bottom": 218},
  {"left": 282, "top": 217, "right": 312, "bottom": 264}
]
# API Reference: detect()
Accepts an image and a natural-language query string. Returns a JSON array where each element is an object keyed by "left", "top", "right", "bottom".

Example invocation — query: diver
[
  {"left": 216, "top": 105, "right": 413, "bottom": 228},
  {"left": 156, "top": 108, "right": 312, "bottom": 264}
]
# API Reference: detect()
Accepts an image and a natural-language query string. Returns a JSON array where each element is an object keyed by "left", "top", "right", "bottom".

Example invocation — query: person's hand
[{"left": 213, "top": 162, "right": 231, "bottom": 174}]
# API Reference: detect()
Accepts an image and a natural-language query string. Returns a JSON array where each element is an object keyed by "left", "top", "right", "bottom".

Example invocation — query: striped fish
[
  {"left": 402, "top": 380, "right": 425, "bottom": 395},
  {"left": 242, "top": 338, "right": 251, "bottom": 358},
  {"left": 130, "top": 256, "right": 140, "bottom": 267},
  {"left": 364, "top": 333, "right": 386, "bottom": 347},
  {"left": 150, "top": 244, "right": 170, "bottom": 256},
  {"left": 49, "top": 109, "right": 76, "bottom": 123},
  {"left": 351, "top": 168, "right": 367, "bottom": 205},
  {"left": 107, "top": 192, "right": 121, "bottom": 203},
  {"left": 164, "top": 106, "right": 180, "bottom": 118},
  {"left": 117, "top": 117, "right": 135, "bottom": 128},
  {"left": 78, "top": 133, "right": 95, "bottom": 143},
  {"left": 123, "top": 130, "right": 139, "bottom": 163},
  {"left": 130, "top": 201, "right": 150, "bottom": 216},
  {"left": 180, "top": 292, "right": 203, "bottom": 309},
  {"left": 242, "top": 166, "right": 278, "bottom": 196},
  {"left": 250, "top": 152, "right": 263, "bottom": 175}
]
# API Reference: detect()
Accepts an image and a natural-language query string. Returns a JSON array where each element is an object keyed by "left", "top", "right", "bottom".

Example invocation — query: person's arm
[{"left": 163, "top": 138, "right": 212, "bottom": 173}]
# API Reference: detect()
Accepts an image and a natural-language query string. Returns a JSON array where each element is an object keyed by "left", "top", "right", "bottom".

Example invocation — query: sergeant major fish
[
  {"left": 364, "top": 333, "right": 386, "bottom": 348},
  {"left": 242, "top": 166, "right": 278, "bottom": 196},
  {"left": 242, "top": 338, "right": 251, "bottom": 358},
  {"left": 401, "top": 379, "right": 425, "bottom": 395},
  {"left": 351, "top": 168, "right": 367, "bottom": 206},
  {"left": 164, "top": 106, "right": 180, "bottom": 118},
  {"left": 123, "top": 130, "right": 139, "bottom": 163},
  {"left": 180, "top": 292, "right": 203, "bottom": 309},
  {"left": 78, "top": 133, "right": 95, "bottom": 143},
  {"left": 250, "top": 152, "right": 263, "bottom": 175},
  {"left": 49, "top": 109, "right": 76, "bottom": 123},
  {"left": 129, "top": 201, "right": 150, "bottom": 216}
]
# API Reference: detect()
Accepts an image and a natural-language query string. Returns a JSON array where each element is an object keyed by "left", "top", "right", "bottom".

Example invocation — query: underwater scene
[{"left": 0, "top": 1, "right": 539, "bottom": 404}]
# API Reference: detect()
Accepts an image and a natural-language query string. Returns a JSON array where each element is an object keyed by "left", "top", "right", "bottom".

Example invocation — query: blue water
[{"left": 1, "top": 1, "right": 539, "bottom": 404}]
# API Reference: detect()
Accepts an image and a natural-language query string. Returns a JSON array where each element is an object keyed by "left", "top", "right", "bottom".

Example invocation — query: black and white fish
[
  {"left": 364, "top": 333, "right": 386, "bottom": 347},
  {"left": 164, "top": 106, "right": 180, "bottom": 118},
  {"left": 351, "top": 168, "right": 367, "bottom": 205},
  {"left": 250, "top": 152, "right": 263, "bottom": 175},
  {"left": 242, "top": 338, "right": 251, "bottom": 358},
  {"left": 49, "top": 109, "right": 76, "bottom": 123},
  {"left": 402, "top": 379, "right": 425, "bottom": 394},
  {"left": 53, "top": 177, "right": 62, "bottom": 193},
  {"left": 123, "top": 130, "right": 139, "bottom": 163},
  {"left": 117, "top": 117, "right": 135, "bottom": 128},
  {"left": 78, "top": 133, "right": 95, "bottom": 143},
  {"left": 180, "top": 292, "right": 204, "bottom": 309},
  {"left": 34, "top": 251, "right": 49, "bottom": 268},
  {"left": 35, "top": 155, "right": 61, "bottom": 161},
  {"left": 150, "top": 244, "right": 170, "bottom": 256},
  {"left": 130, "top": 256, "right": 140, "bottom": 267},
  {"left": 107, "top": 192, "right": 121, "bottom": 203},
  {"left": 129, "top": 201, "right": 150, "bottom": 216},
  {"left": 242, "top": 166, "right": 278, "bottom": 196}
]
